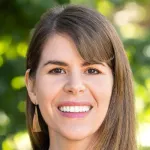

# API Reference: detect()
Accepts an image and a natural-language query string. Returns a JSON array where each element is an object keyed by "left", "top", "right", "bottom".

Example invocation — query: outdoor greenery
[{"left": 0, "top": 0, "right": 150, "bottom": 149}]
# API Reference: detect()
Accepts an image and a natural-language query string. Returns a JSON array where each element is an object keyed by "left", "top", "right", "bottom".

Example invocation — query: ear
[{"left": 25, "top": 69, "right": 37, "bottom": 105}]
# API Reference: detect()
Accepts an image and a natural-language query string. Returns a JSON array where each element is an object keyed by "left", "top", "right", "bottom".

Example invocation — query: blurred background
[{"left": 0, "top": 0, "right": 150, "bottom": 149}]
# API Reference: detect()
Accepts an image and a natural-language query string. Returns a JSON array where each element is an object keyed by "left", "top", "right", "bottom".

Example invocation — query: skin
[{"left": 25, "top": 33, "right": 114, "bottom": 150}]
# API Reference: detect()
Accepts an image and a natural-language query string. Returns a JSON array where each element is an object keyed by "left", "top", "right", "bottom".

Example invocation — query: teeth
[{"left": 59, "top": 106, "right": 91, "bottom": 112}]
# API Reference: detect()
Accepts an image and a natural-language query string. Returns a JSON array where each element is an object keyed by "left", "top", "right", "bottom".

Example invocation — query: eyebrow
[{"left": 43, "top": 60, "right": 103, "bottom": 67}]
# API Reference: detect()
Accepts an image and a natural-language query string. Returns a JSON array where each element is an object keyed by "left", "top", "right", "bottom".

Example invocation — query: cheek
[
  {"left": 35, "top": 76, "right": 66, "bottom": 125},
  {"left": 35, "top": 75, "right": 65, "bottom": 102},
  {"left": 91, "top": 80, "right": 113, "bottom": 128},
  {"left": 88, "top": 75, "right": 113, "bottom": 101},
  {"left": 35, "top": 76, "right": 66, "bottom": 115},
  {"left": 88, "top": 76, "right": 113, "bottom": 117}
]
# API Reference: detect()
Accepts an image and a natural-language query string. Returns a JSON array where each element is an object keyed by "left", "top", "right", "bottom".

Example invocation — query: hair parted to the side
[{"left": 26, "top": 4, "right": 137, "bottom": 150}]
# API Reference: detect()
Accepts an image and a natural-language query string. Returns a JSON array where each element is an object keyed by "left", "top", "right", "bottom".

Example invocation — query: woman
[{"left": 25, "top": 5, "right": 137, "bottom": 150}]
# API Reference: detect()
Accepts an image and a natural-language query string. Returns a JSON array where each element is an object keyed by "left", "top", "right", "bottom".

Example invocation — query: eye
[
  {"left": 85, "top": 68, "right": 101, "bottom": 74},
  {"left": 48, "top": 68, "right": 66, "bottom": 74}
]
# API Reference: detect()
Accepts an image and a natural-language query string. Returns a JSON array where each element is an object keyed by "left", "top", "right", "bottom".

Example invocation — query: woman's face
[{"left": 26, "top": 33, "right": 114, "bottom": 141}]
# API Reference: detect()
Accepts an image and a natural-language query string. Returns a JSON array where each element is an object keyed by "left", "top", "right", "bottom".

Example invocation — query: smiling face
[{"left": 26, "top": 33, "right": 114, "bottom": 142}]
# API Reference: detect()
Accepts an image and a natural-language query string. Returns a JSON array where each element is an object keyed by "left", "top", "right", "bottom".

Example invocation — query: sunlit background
[{"left": 0, "top": 0, "right": 150, "bottom": 150}]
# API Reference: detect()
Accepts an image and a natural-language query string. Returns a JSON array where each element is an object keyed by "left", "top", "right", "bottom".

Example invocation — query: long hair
[{"left": 26, "top": 5, "right": 137, "bottom": 150}]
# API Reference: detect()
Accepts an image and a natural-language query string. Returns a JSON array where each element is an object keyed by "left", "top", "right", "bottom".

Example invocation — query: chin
[{"left": 58, "top": 127, "right": 95, "bottom": 141}]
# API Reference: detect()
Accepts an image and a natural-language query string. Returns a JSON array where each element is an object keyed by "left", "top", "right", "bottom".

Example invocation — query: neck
[{"left": 48, "top": 129, "right": 98, "bottom": 150}]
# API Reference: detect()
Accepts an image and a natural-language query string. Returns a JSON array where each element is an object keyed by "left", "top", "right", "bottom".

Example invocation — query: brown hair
[{"left": 26, "top": 5, "right": 137, "bottom": 150}]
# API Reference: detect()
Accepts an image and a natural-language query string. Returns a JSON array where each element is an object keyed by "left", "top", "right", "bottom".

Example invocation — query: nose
[{"left": 63, "top": 73, "right": 86, "bottom": 95}]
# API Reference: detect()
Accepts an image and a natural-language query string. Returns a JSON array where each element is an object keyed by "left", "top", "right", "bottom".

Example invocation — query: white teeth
[
  {"left": 66, "top": 106, "right": 70, "bottom": 112},
  {"left": 59, "top": 106, "right": 91, "bottom": 112}
]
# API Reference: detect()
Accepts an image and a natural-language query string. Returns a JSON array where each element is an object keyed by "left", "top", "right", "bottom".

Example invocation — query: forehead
[{"left": 39, "top": 33, "right": 85, "bottom": 65}]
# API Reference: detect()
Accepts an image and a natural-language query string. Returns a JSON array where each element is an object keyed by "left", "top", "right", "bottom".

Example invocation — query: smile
[{"left": 58, "top": 106, "right": 92, "bottom": 113}]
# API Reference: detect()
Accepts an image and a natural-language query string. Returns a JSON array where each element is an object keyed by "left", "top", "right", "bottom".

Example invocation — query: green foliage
[{"left": 0, "top": 0, "right": 150, "bottom": 149}]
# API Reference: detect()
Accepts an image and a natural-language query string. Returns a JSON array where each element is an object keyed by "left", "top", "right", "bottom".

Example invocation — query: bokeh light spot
[
  {"left": 0, "top": 42, "right": 7, "bottom": 55},
  {"left": 97, "top": 0, "right": 114, "bottom": 17},
  {"left": 11, "top": 76, "right": 25, "bottom": 90},
  {"left": 143, "top": 45, "right": 150, "bottom": 57},
  {"left": 138, "top": 123, "right": 150, "bottom": 147},
  {"left": 17, "top": 42, "right": 27, "bottom": 57},
  {"left": 5, "top": 47, "right": 18, "bottom": 60},
  {"left": 2, "top": 137, "right": 16, "bottom": 150},
  {"left": 120, "top": 23, "right": 145, "bottom": 39},
  {"left": 0, "top": 111, "right": 10, "bottom": 126},
  {"left": 2, "top": 131, "right": 32, "bottom": 150},
  {"left": 17, "top": 101, "right": 25, "bottom": 113},
  {"left": 14, "top": 131, "right": 32, "bottom": 150}
]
